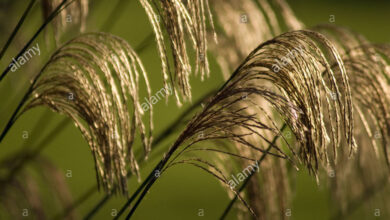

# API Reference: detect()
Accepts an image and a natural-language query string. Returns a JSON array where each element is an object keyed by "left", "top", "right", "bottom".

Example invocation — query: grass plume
[{"left": 16, "top": 32, "right": 153, "bottom": 195}]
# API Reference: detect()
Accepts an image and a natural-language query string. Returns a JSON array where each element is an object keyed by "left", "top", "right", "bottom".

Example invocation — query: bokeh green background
[{"left": 0, "top": 0, "right": 389, "bottom": 219}]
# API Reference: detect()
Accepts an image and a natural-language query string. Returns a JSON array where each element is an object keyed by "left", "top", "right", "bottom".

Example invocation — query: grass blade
[
  {"left": 0, "top": 0, "right": 37, "bottom": 60},
  {"left": 220, "top": 123, "right": 287, "bottom": 219},
  {"left": 0, "top": 0, "right": 72, "bottom": 82}
]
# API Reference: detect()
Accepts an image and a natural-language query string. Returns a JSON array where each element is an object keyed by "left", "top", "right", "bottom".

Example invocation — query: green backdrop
[{"left": 0, "top": 0, "right": 389, "bottom": 219}]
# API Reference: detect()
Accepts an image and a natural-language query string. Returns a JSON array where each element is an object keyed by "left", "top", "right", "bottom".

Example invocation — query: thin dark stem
[
  {"left": 156, "top": 93, "right": 214, "bottom": 142},
  {"left": 0, "top": 0, "right": 37, "bottom": 60},
  {"left": 0, "top": 0, "right": 78, "bottom": 143},
  {"left": 135, "top": 34, "right": 155, "bottom": 54},
  {"left": 120, "top": 144, "right": 179, "bottom": 220},
  {"left": 0, "top": 31, "right": 155, "bottom": 147},
  {"left": 123, "top": 124, "right": 288, "bottom": 220},
  {"left": 1, "top": 19, "right": 160, "bottom": 218},
  {"left": 124, "top": 171, "right": 159, "bottom": 220},
  {"left": 1, "top": 86, "right": 214, "bottom": 218},
  {"left": 113, "top": 160, "right": 163, "bottom": 220},
  {"left": 121, "top": 102, "right": 266, "bottom": 219},
  {"left": 0, "top": 0, "right": 153, "bottom": 145},
  {"left": 118, "top": 79, "right": 290, "bottom": 219},
  {"left": 0, "top": 54, "right": 51, "bottom": 144},
  {"left": 134, "top": 88, "right": 217, "bottom": 158},
  {"left": 0, "top": 84, "right": 34, "bottom": 144},
  {"left": 219, "top": 123, "right": 288, "bottom": 220},
  {"left": 0, "top": 0, "right": 73, "bottom": 82},
  {"left": 83, "top": 89, "right": 216, "bottom": 219},
  {"left": 53, "top": 185, "right": 97, "bottom": 220},
  {"left": 83, "top": 194, "right": 111, "bottom": 220},
  {"left": 85, "top": 160, "right": 163, "bottom": 220}
]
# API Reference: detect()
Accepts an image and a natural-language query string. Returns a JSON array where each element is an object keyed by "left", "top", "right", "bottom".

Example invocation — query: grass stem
[
  {"left": 219, "top": 123, "right": 288, "bottom": 219},
  {"left": 0, "top": 0, "right": 37, "bottom": 60}
]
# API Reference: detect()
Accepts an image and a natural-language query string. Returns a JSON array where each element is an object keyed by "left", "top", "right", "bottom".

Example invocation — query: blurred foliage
[{"left": 0, "top": 0, "right": 389, "bottom": 219}]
